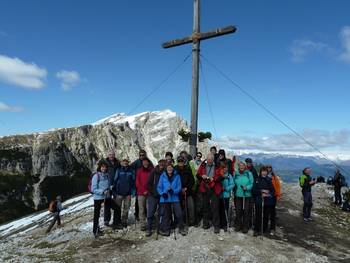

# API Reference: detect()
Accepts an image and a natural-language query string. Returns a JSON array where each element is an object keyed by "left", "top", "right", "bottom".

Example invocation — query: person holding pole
[
  {"left": 252, "top": 166, "right": 275, "bottom": 237},
  {"left": 157, "top": 163, "right": 187, "bottom": 237},
  {"left": 219, "top": 161, "right": 234, "bottom": 232},
  {"left": 234, "top": 162, "right": 253, "bottom": 234}
]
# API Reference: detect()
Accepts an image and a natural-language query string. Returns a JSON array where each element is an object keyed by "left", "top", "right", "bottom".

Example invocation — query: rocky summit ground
[{"left": 0, "top": 183, "right": 349, "bottom": 263}]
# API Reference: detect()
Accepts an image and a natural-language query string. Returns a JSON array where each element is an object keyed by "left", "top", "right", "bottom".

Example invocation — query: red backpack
[
  {"left": 48, "top": 200, "right": 57, "bottom": 213},
  {"left": 87, "top": 172, "right": 100, "bottom": 193}
]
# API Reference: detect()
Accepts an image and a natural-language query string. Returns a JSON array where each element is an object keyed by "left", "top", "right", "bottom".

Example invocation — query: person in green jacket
[
  {"left": 234, "top": 162, "right": 254, "bottom": 233},
  {"left": 299, "top": 167, "right": 316, "bottom": 222},
  {"left": 219, "top": 162, "right": 234, "bottom": 231}
]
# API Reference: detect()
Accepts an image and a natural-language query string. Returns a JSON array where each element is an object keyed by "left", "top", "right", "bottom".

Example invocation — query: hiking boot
[
  {"left": 307, "top": 217, "right": 313, "bottom": 222},
  {"left": 223, "top": 226, "right": 228, "bottom": 232},
  {"left": 253, "top": 231, "right": 260, "bottom": 237},
  {"left": 122, "top": 222, "right": 128, "bottom": 228},
  {"left": 159, "top": 230, "right": 170, "bottom": 237},
  {"left": 242, "top": 227, "right": 249, "bottom": 234},
  {"left": 145, "top": 229, "right": 152, "bottom": 237},
  {"left": 112, "top": 224, "right": 123, "bottom": 230},
  {"left": 214, "top": 228, "right": 220, "bottom": 234},
  {"left": 303, "top": 218, "right": 309, "bottom": 222},
  {"left": 234, "top": 226, "right": 241, "bottom": 232},
  {"left": 179, "top": 228, "right": 188, "bottom": 236},
  {"left": 203, "top": 224, "right": 210, "bottom": 230},
  {"left": 104, "top": 222, "right": 111, "bottom": 227}
]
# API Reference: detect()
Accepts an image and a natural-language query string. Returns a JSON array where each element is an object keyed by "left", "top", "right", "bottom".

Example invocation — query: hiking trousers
[
  {"left": 235, "top": 197, "right": 252, "bottom": 231},
  {"left": 254, "top": 202, "right": 272, "bottom": 233},
  {"left": 47, "top": 212, "right": 61, "bottom": 233},
  {"left": 270, "top": 197, "right": 277, "bottom": 230},
  {"left": 181, "top": 194, "right": 195, "bottom": 225},
  {"left": 219, "top": 197, "right": 230, "bottom": 228},
  {"left": 104, "top": 197, "right": 120, "bottom": 225},
  {"left": 334, "top": 186, "right": 342, "bottom": 205},
  {"left": 114, "top": 195, "right": 131, "bottom": 225},
  {"left": 202, "top": 191, "right": 220, "bottom": 228},
  {"left": 147, "top": 195, "right": 159, "bottom": 231},
  {"left": 159, "top": 202, "right": 184, "bottom": 232},
  {"left": 302, "top": 191, "right": 313, "bottom": 219},
  {"left": 138, "top": 195, "right": 148, "bottom": 229}
]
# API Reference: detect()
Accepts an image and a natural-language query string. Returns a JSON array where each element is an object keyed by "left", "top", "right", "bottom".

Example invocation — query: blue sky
[{"left": 1, "top": 0, "right": 350, "bottom": 158}]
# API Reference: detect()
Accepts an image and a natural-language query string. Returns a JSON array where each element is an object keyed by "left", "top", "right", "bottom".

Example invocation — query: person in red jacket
[
  {"left": 136, "top": 158, "right": 153, "bottom": 231},
  {"left": 196, "top": 153, "right": 224, "bottom": 234}
]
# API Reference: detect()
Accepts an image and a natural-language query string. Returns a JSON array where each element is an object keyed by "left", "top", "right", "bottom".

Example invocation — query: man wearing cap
[
  {"left": 113, "top": 157, "right": 135, "bottom": 228},
  {"left": 104, "top": 151, "right": 120, "bottom": 226},
  {"left": 245, "top": 158, "right": 258, "bottom": 180},
  {"left": 175, "top": 156, "right": 195, "bottom": 226}
]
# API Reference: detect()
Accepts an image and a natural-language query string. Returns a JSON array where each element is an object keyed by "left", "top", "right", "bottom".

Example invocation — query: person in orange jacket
[{"left": 267, "top": 165, "right": 281, "bottom": 234}]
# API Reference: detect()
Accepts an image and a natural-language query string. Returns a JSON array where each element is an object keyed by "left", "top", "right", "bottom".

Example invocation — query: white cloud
[
  {"left": 0, "top": 54, "right": 47, "bottom": 89},
  {"left": 289, "top": 39, "right": 329, "bottom": 62},
  {"left": 215, "top": 129, "right": 350, "bottom": 154},
  {"left": 56, "top": 70, "right": 81, "bottom": 91},
  {"left": 0, "top": 102, "right": 23, "bottom": 112},
  {"left": 339, "top": 26, "right": 350, "bottom": 63}
]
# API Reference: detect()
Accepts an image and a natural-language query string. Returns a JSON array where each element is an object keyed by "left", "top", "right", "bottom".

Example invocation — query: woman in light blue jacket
[
  {"left": 219, "top": 162, "right": 234, "bottom": 231},
  {"left": 92, "top": 160, "right": 115, "bottom": 238}
]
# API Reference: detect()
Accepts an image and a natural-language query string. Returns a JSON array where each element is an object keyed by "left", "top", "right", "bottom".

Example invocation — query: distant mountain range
[{"left": 236, "top": 152, "right": 350, "bottom": 183}]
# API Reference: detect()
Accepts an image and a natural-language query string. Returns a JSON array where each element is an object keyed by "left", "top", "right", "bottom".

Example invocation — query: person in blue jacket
[
  {"left": 92, "top": 159, "right": 119, "bottom": 238},
  {"left": 219, "top": 161, "right": 235, "bottom": 232},
  {"left": 252, "top": 166, "right": 275, "bottom": 236},
  {"left": 157, "top": 163, "right": 187, "bottom": 236}
]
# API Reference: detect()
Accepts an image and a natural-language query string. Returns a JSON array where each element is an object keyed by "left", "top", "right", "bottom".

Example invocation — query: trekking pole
[
  {"left": 171, "top": 203, "right": 177, "bottom": 240},
  {"left": 224, "top": 198, "right": 229, "bottom": 232},
  {"left": 261, "top": 195, "right": 264, "bottom": 240},
  {"left": 184, "top": 192, "right": 189, "bottom": 227}
]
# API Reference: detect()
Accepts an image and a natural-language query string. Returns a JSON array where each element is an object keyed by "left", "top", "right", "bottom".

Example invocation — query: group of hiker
[{"left": 89, "top": 147, "right": 282, "bottom": 238}]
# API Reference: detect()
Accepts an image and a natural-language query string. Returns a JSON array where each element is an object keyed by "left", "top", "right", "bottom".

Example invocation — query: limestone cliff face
[{"left": 0, "top": 110, "right": 209, "bottom": 220}]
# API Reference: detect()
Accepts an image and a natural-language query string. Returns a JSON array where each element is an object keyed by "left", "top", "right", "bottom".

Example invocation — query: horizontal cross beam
[{"left": 162, "top": 25, "right": 236, "bottom": 49}]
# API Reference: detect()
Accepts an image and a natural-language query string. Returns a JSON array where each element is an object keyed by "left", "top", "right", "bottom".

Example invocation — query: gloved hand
[
  {"left": 168, "top": 189, "right": 174, "bottom": 195},
  {"left": 162, "top": 193, "right": 168, "bottom": 199}
]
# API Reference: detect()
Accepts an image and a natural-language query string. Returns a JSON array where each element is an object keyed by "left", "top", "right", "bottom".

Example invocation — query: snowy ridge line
[{"left": 0, "top": 193, "right": 93, "bottom": 238}]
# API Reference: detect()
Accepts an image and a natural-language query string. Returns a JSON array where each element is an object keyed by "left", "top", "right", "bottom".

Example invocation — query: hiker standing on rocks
[
  {"left": 92, "top": 160, "right": 118, "bottom": 237},
  {"left": 175, "top": 156, "right": 195, "bottom": 226},
  {"left": 136, "top": 157, "right": 153, "bottom": 231},
  {"left": 46, "top": 195, "right": 64, "bottom": 233},
  {"left": 146, "top": 159, "right": 166, "bottom": 237},
  {"left": 104, "top": 151, "right": 120, "bottom": 227},
  {"left": 252, "top": 166, "right": 275, "bottom": 236},
  {"left": 234, "top": 162, "right": 254, "bottom": 234},
  {"left": 299, "top": 167, "right": 316, "bottom": 222},
  {"left": 219, "top": 162, "right": 234, "bottom": 232},
  {"left": 157, "top": 163, "right": 187, "bottom": 236},
  {"left": 197, "top": 153, "right": 223, "bottom": 234},
  {"left": 333, "top": 170, "right": 345, "bottom": 206},
  {"left": 113, "top": 157, "right": 135, "bottom": 228},
  {"left": 131, "top": 150, "right": 153, "bottom": 222},
  {"left": 267, "top": 165, "right": 281, "bottom": 234}
]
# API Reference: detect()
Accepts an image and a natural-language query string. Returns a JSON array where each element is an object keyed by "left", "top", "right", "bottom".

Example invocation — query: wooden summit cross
[{"left": 162, "top": 0, "right": 236, "bottom": 157}]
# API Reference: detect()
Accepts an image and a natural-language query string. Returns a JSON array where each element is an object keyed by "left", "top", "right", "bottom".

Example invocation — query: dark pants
[
  {"left": 219, "top": 198, "right": 230, "bottom": 228},
  {"left": 147, "top": 196, "right": 159, "bottom": 231},
  {"left": 270, "top": 197, "right": 277, "bottom": 230},
  {"left": 180, "top": 194, "right": 195, "bottom": 225},
  {"left": 104, "top": 198, "right": 120, "bottom": 224},
  {"left": 47, "top": 212, "right": 61, "bottom": 233},
  {"left": 159, "top": 202, "right": 184, "bottom": 232},
  {"left": 134, "top": 196, "right": 139, "bottom": 220},
  {"left": 234, "top": 197, "right": 252, "bottom": 231},
  {"left": 302, "top": 191, "right": 313, "bottom": 219},
  {"left": 94, "top": 199, "right": 119, "bottom": 234},
  {"left": 202, "top": 191, "right": 220, "bottom": 229},
  {"left": 254, "top": 202, "right": 272, "bottom": 232},
  {"left": 194, "top": 191, "right": 204, "bottom": 225},
  {"left": 334, "top": 186, "right": 342, "bottom": 205}
]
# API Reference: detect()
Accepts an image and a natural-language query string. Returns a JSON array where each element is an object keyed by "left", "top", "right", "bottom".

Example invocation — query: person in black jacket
[
  {"left": 333, "top": 170, "right": 344, "bottom": 206},
  {"left": 175, "top": 156, "right": 195, "bottom": 226},
  {"left": 145, "top": 159, "right": 166, "bottom": 237},
  {"left": 104, "top": 151, "right": 120, "bottom": 227},
  {"left": 252, "top": 166, "right": 275, "bottom": 236}
]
